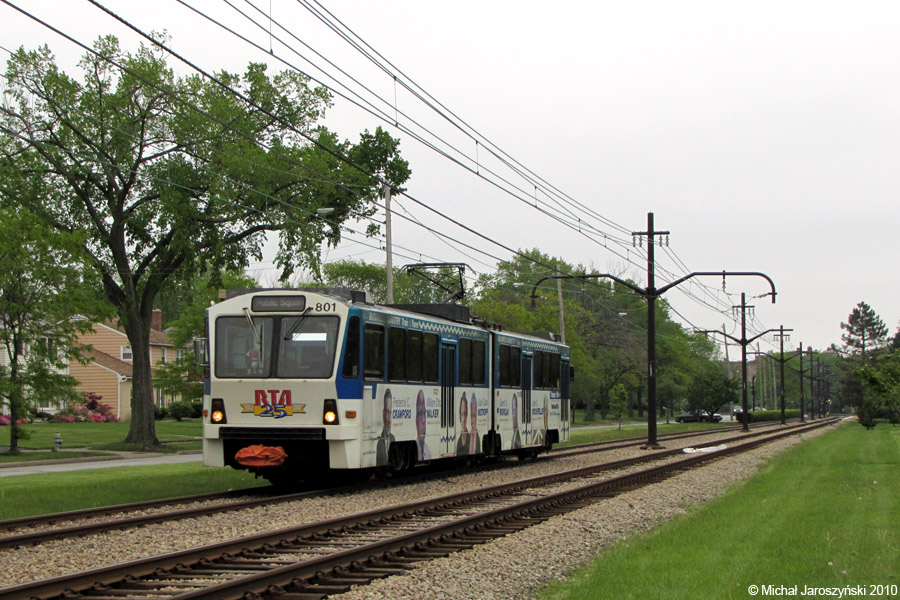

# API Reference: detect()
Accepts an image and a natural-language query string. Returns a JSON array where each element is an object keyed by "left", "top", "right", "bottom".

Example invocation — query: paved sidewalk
[{"left": 0, "top": 450, "right": 202, "bottom": 478}]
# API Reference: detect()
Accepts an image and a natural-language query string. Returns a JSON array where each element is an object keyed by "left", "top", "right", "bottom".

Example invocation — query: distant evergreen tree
[{"left": 840, "top": 301, "right": 888, "bottom": 363}]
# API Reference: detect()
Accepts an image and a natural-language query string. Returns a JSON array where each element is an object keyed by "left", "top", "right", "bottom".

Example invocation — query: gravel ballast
[
  {"left": 334, "top": 426, "right": 836, "bottom": 600},
  {"left": 0, "top": 424, "right": 836, "bottom": 594}
]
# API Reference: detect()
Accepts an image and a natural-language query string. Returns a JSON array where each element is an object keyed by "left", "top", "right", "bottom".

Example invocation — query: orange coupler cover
[{"left": 234, "top": 445, "right": 288, "bottom": 467}]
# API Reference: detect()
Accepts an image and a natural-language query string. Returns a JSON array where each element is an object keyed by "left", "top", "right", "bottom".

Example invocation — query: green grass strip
[
  {"left": 564, "top": 421, "right": 731, "bottom": 446},
  {"left": 0, "top": 463, "right": 266, "bottom": 520},
  {"left": 0, "top": 420, "right": 202, "bottom": 451},
  {"left": 539, "top": 423, "right": 900, "bottom": 599}
]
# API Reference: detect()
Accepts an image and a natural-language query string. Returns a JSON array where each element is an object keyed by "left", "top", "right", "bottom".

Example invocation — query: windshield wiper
[
  {"left": 284, "top": 307, "right": 313, "bottom": 341},
  {"left": 243, "top": 307, "right": 261, "bottom": 345}
]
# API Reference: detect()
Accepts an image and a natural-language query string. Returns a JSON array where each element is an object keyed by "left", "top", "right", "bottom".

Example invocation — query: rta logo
[
  {"left": 240, "top": 389, "right": 306, "bottom": 418},
  {"left": 255, "top": 389, "right": 293, "bottom": 406}
]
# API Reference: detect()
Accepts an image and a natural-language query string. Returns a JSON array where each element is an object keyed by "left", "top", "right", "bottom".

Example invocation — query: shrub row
[
  {"left": 743, "top": 409, "right": 801, "bottom": 422},
  {"left": 154, "top": 400, "right": 203, "bottom": 421}
]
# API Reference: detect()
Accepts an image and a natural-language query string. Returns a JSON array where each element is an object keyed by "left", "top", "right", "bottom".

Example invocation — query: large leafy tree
[
  {"left": 153, "top": 270, "right": 260, "bottom": 404},
  {"left": 657, "top": 317, "right": 717, "bottom": 419},
  {"left": 471, "top": 250, "right": 612, "bottom": 413},
  {"left": 854, "top": 353, "right": 900, "bottom": 428},
  {"left": 686, "top": 361, "right": 738, "bottom": 418},
  {"left": 469, "top": 249, "right": 714, "bottom": 422},
  {"left": 321, "top": 260, "right": 457, "bottom": 304},
  {"left": 0, "top": 208, "right": 103, "bottom": 453},
  {"left": 0, "top": 37, "right": 409, "bottom": 447}
]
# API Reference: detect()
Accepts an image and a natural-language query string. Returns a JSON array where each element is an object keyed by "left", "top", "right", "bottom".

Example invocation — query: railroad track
[
  {"left": 0, "top": 418, "right": 837, "bottom": 600},
  {"left": 550, "top": 418, "right": 789, "bottom": 458},
  {"left": 0, "top": 421, "right": 789, "bottom": 549},
  {"left": 0, "top": 420, "right": 795, "bottom": 549}
]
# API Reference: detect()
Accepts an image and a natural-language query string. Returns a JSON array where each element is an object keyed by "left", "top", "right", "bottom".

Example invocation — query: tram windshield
[
  {"left": 214, "top": 315, "right": 339, "bottom": 379},
  {"left": 277, "top": 316, "right": 339, "bottom": 378},
  {"left": 215, "top": 316, "right": 274, "bottom": 378}
]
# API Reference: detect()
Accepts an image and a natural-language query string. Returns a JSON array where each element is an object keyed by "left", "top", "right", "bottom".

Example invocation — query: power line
[
  {"left": 176, "top": 0, "right": 648, "bottom": 267},
  {"left": 88, "top": 0, "right": 740, "bottom": 326},
  {"left": 298, "top": 0, "right": 636, "bottom": 238},
  {"left": 2, "top": 0, "right": 771, "bottom": 339},
  {"left": 1, "top": 0, "right": 521, "bottom": 278}
]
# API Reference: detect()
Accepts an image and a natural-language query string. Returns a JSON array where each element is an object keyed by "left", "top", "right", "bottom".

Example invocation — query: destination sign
[{"left": 251, "top": 295, "right": 307, "bottom": 312}]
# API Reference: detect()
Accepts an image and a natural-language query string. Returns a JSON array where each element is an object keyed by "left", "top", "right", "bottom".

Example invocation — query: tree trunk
[
  {"left": 8, "top": 338, "right": 23, "bottom": 454},
  {"left": 637, "top": 388, "right": 644, "bottom": 418},
  {"left": 122, "top": 315, "right": 160, "bottom": 448},
  {"left": 585, "top": 399, "right": 596, "bottom": 422}
]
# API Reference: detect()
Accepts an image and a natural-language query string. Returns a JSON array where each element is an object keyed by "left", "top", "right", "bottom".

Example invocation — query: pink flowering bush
[
  {"left": 49, "top": 392, "right": 119, "bottom": 423},
  {"left": 0, "top": 415, "right": 27, "bottom": 426}
]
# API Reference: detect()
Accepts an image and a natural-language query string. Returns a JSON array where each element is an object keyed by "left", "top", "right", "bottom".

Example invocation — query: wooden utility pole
[
  {"left": 384, "top": 182, "right": 394, "bottom": 304},
  {"left": 556, "top": 268, "right": 566, "bottom": 345}
]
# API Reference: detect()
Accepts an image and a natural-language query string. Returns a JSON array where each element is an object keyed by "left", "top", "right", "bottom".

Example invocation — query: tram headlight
[
  {"left": 210, "top": 398, "right": 227, "bottom": 424},
  {"left": 323, "top": 398, "right": 339, "bottom": 425}
]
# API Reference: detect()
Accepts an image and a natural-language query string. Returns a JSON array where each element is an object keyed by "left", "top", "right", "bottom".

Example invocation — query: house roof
[
  {"left": 79, "top": 345, "right": 133, "bottom": 377},
  {"left": 98, "top": 319, "right": 173, "bottom": 347}
]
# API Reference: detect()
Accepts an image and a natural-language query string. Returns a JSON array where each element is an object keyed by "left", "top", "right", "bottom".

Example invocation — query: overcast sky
[{"left": 3, "top": 0, "right": 899, "bottom": 353}]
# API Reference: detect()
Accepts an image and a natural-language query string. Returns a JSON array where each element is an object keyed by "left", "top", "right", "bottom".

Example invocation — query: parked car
[{"left": 675, "top": 411, "right": 723, "bottom": 423}]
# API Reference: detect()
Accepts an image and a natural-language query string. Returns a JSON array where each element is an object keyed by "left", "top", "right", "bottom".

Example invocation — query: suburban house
[{"left": 68, "top": 309, "right": 179, "bottom": 420}]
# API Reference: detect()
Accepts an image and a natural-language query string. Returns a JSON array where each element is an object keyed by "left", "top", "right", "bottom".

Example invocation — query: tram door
[
  {"left": 560, "top": 358, "right": 571, "bottom": 441},
  {"left": 440, "top": 343, "right": 456, "bottom": 456},
  {"left": 521, "top": 353, "right": 533, "bottom": 445}
]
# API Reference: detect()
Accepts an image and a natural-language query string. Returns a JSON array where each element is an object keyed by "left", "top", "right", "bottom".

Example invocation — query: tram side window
[
  {"left": 542, "top": 351, "right": 552, "bottom": 388},
  {"left": 458, "top": 338, "right": 485, "bottom": 386},
  {"left": 363, "top": 323, "right": 385, "bottom": 380},
  {"left": 472, "top": 340, "right": 485, "bottom": 385},
  {"left": 406, "top": 330, "right": 423, "bottom": 382},
  {"left": 511, "top": 346, "right": 521, "bottom": 387},
  {"left": 459, "top": 338, "right": 472, "bottom": 385},
  {"left": 342, "top": 317, "right": 360, "bottom": 378},
  {"left": 550, "top": 352, "right": 560, "bottom": 388},
  {"left": 499, "top": 344, "right": 521, "bottom": 387},
  {"left": 423, "top": 332, "right": 439, "bottom": 383},
  {"left": 388, "top": 327, "right": 406, "bottom": 382},
  {"left": 499, "top": 345, "right": 510, "bottom": 386},
  {"left": 534, "top": 351, "right": 545, "bottom": 388}
]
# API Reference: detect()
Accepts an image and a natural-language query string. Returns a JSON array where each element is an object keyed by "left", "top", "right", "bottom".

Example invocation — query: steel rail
[
  {"left": 160, "top": 419, "right": 841, "bottom": 600},
  {"left": 0, "top": 419, "right": 837, "bottom": 600},
  {"left": 0, "top": 422, "right": 779, "bottom": 548}
]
